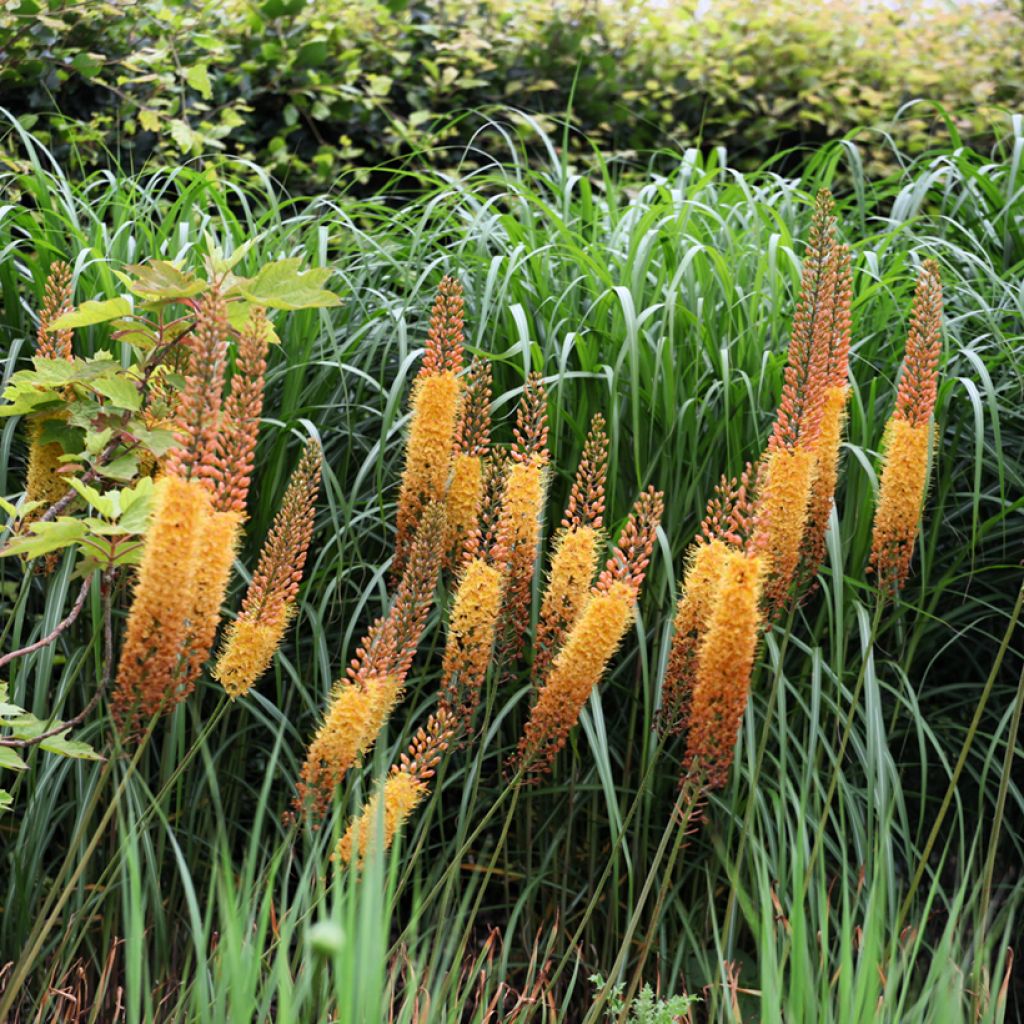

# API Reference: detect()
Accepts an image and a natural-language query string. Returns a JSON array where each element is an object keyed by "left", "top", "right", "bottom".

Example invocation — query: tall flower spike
[
  {"left": 533, "top": 415, "right": 608, "bottom": 680},
  {"left": 215, "top": 439, "right": 323, "bottom": 698},
  {"left": 393, "top": 278, "right": 465, "bottom": 577},
  {"left": 660, "top": 470, "right": 757, "bottom": 736},
  {"left": 177, "top": 507, "right": 243, "bottom": 694},
  {"left": 660, "top": 538, "right": 731, "bottom": 737},
  {"left": 495, "top": 373, "right": 549, "bottom": 660},
  {"left": 212, "top": 307, "right": 270, "bottom": 515},
  {"left": 36, "top": 261, "right": 74, "bottom": 360},
  {"left": 751, "top": 446, "right": 817, "bottom": 619},
  {"left": 444, "top": 359, "right": 492, "bottom": 566},
  {"left": 24, "top": 263, "right": 75, "bottom": 509},
  {"left": 869, "top": 261, "right": 942, "bottom": 592},
  {"left": 112, "top": 475, "right": 210, "bottom": 726},
  {"left": 439, "top": 555, "right": 505, "bottom": 731},
  {"left": 799, "top": 243, "right": 853, "bottom": 591},
  {"left": 295, "top": 506, "right": 445, "bottom": 817},
  {"left": 769, "top": 189, "right": 837, "bottom": 455},
  {"left": 515, "top": 489, "right": 663, "bottom": 777},
  {"left": 336, "top": 708, "right": 455, "bottom": 866},
  {"left": 164, "top": 287, "right": 230, "bottom": 487},
  {"left": 683, "top": 548, "right": 765, "bottom": 790}
]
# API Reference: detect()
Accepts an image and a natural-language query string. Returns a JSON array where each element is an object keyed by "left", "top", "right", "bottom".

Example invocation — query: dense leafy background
[{"left": 1, "top": 0, "right": 1022, "bottom": 191}]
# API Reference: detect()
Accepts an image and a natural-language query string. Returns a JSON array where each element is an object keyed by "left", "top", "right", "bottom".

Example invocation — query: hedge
[{"left": 1, "top": 0, "right": 1020, "bottom": 190}]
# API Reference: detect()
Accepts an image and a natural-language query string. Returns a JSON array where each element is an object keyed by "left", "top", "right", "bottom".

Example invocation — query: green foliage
[
  {"left": 590, "top": 974, "right": 698, "bottom": 1022},
  {"left": 0, "top": 123, "right": 1021, "bottom": 1019},
  {"left": 0, "top": 682, "right": 100, "bottom": 815},
  {"left": 1, "top": 0, "right": 1021, "bottom": 190}
]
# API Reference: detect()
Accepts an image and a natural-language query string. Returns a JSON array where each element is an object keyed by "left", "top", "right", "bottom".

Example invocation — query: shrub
[{"left": 1, "top": 0, "right": 1020, "bottom": 190}]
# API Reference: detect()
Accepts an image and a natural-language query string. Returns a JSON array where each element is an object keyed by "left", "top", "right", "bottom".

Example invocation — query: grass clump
[{"left": 0, "top": 119, "right": 1021, "bottom": 1021}]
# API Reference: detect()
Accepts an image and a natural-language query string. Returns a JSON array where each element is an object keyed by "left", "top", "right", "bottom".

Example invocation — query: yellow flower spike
[
  {"left": 24, "top": 419, "right": 69, "bottom": 508},
  {"left": 800, "top": 384, "right": 849, "bottom": 589},
  {"left": 753, "top": 446, "right": 817, "bottom": 618},
  {"left": 683, "top": 550, "right": 765, "bottom": 790},
  {"left": 660, "top": 537, "right": 732, "bottom": 735},
  {"left": 335, "top": 770, "right": 428, "bottom": 867},
  {"left": 869, "top": 261, "right": 942, "bottom": 592},
  {"left": 444, "top": 357, "right": 491, "bottom": 566},
  {"left": 178, "top": 508, "right": 243, "bottom": 692},
  {"left": 298, "top": 675, "right": 404, "bottom": 818},
  {"left": 336, "top": 708, "right": 454, "bottom": 867},
  {"left": 440, "top": 557, "right": 505, "bottom": 729},
  {"left": 516, "top": 580, "right": 635, "bottom": 775},
  {"left": 394, "top": 370, "right": 462, "bottom": 575},
  {"left": 444, "top": 451, "right": 484, "bottom": 563},
  {"left": 213, "top": 439, "right": 322, "bottom": 698},
  {"left": 869, "top": 418, "right": 932, "bottom": 591},
  {"left": 494, "top": 453, "right": 547, "bottom": 653},
  {"left": 533, "top": 524, "right": 600, "bottom": 681},
  {"left": 112, "top": 475, "right": 210, "bottom": 725},
  {"left": 213, "top": 616, "right": 291, "bottom": 699}
]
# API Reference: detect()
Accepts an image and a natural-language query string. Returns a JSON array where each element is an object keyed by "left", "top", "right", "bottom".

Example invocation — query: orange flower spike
[
  {"left": 752, "top": 446, "right": 817, "bottom": 619},
  {"left": 25, "top": 263, "right": 75, "bottom": 507},
  {"left": 515, "top": 582, "right": 635, "bottom": 776},
  {"left": 214, "top": 439, "right": 322, "bottom": 698},
  {"left": 112, "top": 475, "right": 210, "bottom": 725},
  {"left": 769, "top": 190, "right": 837, "bottom": 455},
  {"left": 534, "top": 415, "right": 608, "bottom": 679},
  {"left": 660, "top": 537, "right": 731, "bottom": 736},
  {"left": 495, "top": 373, "right": 549, "bottom": 657},
  {"left": 439, "top": 556, "right": 505, "bottom": 729},
  {"left": 893, "top": 260, "right": 943, "bottom": 429},
  {"left": 297, "top": 675, "right": 403, "bottom": 819},
  {"left": 869, "top": 262, "right": 942, "bottom": 591},
  {"left": 595, "top": 486, "right": 664, "bottom": 599},
  {"left": 444, "top": 359, "right": 492, "bottom": 565},
  {"left": 164, "top": 287, "right": 230, "bottom": 487},
  {"left": 213, "top": 307, "right": 270, "bottom": 516},
  {"left": 177, "top": 507, "right": 243, "bottom": 693},
  {"left": 294, "top": 506, "right": 444, "bottom": 815},
  {"left": 394, "top": 277, "right": 465, "bottom": 576},
  {"left": 683, "top": 548, "right": 764, "bottom": 790},
  {"left": 35, "top": 261, "right": 74, "bottom": 360},
  {"left": 24, "top": 423, "right": 70, "bottom": 508},
  {"left": 798, "top": 244, "right": 854, "bottom": 588},
  {"left": 336, "top": 709, "right": 455, "bottom": 866},
  {"left": 516, "top": 488, "right": 663, "bottom": 775}
]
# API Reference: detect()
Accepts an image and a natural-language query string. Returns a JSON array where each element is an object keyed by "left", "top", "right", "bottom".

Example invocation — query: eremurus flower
[
  {"left": 212, "top": 307, "right": 270, "bottom": 516},
  {"left": 336, "top": 708, "right": 455, "bottom": 866},
  {"left": 214, "top": 438, "right": 322, "bottom": 698},
  {"left": 24, "top": 262, "right": 75, "bottom": 509},
  {"left": 514, "top": 488, "right": 663, "bottom": 777},
  {"left": 444, "top": 358, "right": 491, "bottom": 566},
  {"left": 533, "top": 414, "right": 608, "bottom": 680},
  {"left": 682, "top": 548, "right": 765, "bottom": 789},
  {"left": 394, "top": 277, "right": 465, "bottom": 577},
  {"left": 495, "top": 372, "right": 549, "bottom": 660},
  {"left": 799, "top": 244, "right": 853, "bottom": 589},
  {"left": 111, "top": 475, "right": 210, "bottom": 724},
  {"left": 661, "top": 467, "right": 757, "bottom": 735},
  {"left": 869, "top": 261, "right": 943, "bottom": 591},
  {"left": 439, "top": 555, "right": 505, "bottom": 730},
  {"left": 295, "top": 506, "right": 445, "bottom": 818},
  {"left": 113, "top": 289, "right": 234, "bottom": 723},
  {"left": 755, "top": 190, "right": 846, "bottom": 616}
]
